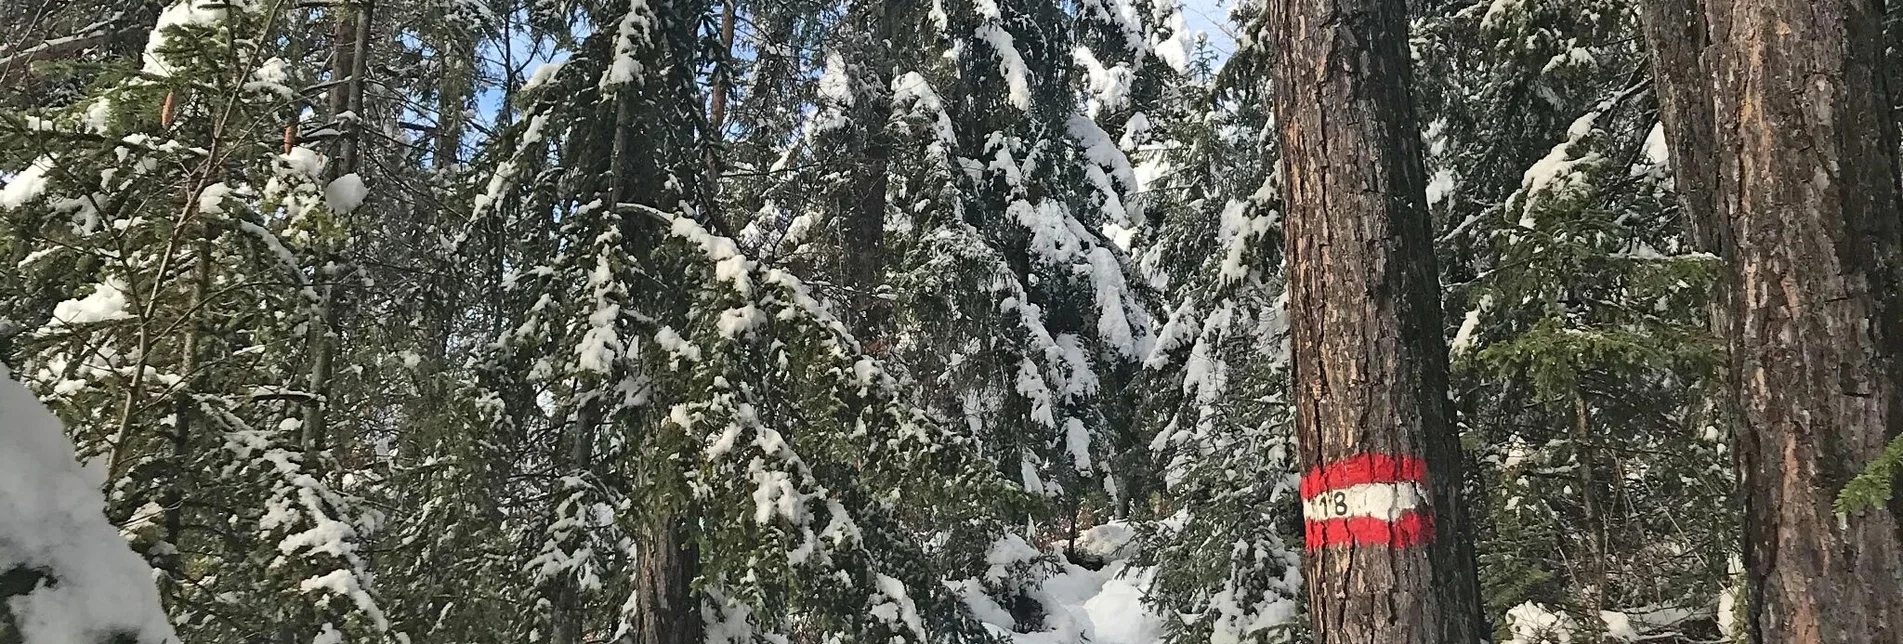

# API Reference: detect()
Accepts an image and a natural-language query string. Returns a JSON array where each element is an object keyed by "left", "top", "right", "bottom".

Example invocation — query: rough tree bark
[
  {"left": 1640, "top": 1, "right": 1903, "bottom": 642},
  {"left": 1268, "top": 1, "right": 1486, "bottom": 642},
  {"left": 631, "top": 517, "right": 700, "bottom": 644}
]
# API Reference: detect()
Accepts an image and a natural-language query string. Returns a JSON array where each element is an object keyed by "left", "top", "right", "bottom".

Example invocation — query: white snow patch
[
  {"left": 522, "top": 60, "right": 566, "bottom": 95},
  {"left": 0, "top": 363, "right": 179, "bottom": 644},
  {"left": 601, "top": 0, "right": 653, "bottom": 88},
  {"left": 323, "top": 173, "right": 367, "bottom": 214},
  {"left": 1, "top": 156, "right": 55, "bottom": 209},
  {"left": 1074, "top": 522, "right": 1138, "bottom": 561},
  {"left": 280, "top": 147, "right": 328, "bottom": 180},
  {"left": 1450, "top": 295, "right": 1492, "bottom": 356},
  {"left": 143, "top": 0, "right": 226, "bottom": 77},
  {"left": 197, "top": 181, "right": 232, "bottom": 214},
  {"left": 45, "top": 278, "right": 135, "bottom": 329},
  {"left": 977, "top": 23, "right": 1033, "bottom": 111}
]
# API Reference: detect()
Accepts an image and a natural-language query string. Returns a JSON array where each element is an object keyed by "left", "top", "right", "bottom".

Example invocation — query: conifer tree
[
  {"left": 1132, "top": 4, "right": 1304, "bottom": 641},
  {"left": 1269, "top": 0, "right": 1485, "bottom": 641},
  {"left": 1, "top": 2, "right": 399, "bottom": 641},
  {"left": 1413, "top": 2, "right": 1735, "bottom": 639}
]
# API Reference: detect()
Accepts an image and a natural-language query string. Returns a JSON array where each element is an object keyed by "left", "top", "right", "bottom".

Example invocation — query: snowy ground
[{"left": 962, "top": 524, "right": 1171, "bottom": 644}]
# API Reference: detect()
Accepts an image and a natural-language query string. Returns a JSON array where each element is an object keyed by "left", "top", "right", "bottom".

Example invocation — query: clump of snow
[
  {"left": 600, "top": 1, "right": 653, "bottom": 88},
  {"left": 870, "top": 574, "right": 930, "bottom": 642},
  {"left": 242, "top": 58, "right": 294, "bottom": 98},
  {"left": 197, "top": 181, "right": 232, "bottom": 214},
  {"left": 1150, "top": 9, "right": 1190, "bottom": 73},
  {"left": 522, "top": 60, "right": 567, "bottom": 95},
  {"left": 1642, "top": 123, "right": 1670, "bottom": 166},
  {"left": 143, "top": 0, "right": 226, "bottom": 78},
  {"left": 973, "top": 532, "right": 1167, "bottom": 644},
  {"left": 1449, "top": 294, "right": 1493, "bottom": 356},
  {"left": 1481, "top": 0, "right": 1526, "bottom": 30},
  {"left": 1426, "top": 167, "right": 1458, "bottom": 206},
  {"left": 280, "top": 147, "right": 328, "bottom": 180},
  {"left": 813, "top": 51, "right": 855, "bottom": 132},
  {"left": 1073, "top": 47, "right": 1134, "bottom": 117},
  {"left": 1083, "top": 572, "right": 1162, "bottom": 644},
  {"left": 976, "top": 23, "right": 1033, "bottom": 111},
  {"left": 1, "top": 156, "right": 55, "bottom": 209},
  {"left": 0, "top": 363, "right": 179, "bottom": 644},
  {"left": 1073, "top": 522, "right": 1138, "bottom": 562},
  {"left": 1503, "top": 601, "right": 1574, "bottom": 643},
  {"left": 44, "top": 278, "right": 135, "bottom": 329},
  {"left": 1216, "top": 181, "right": 1279, "bottom": 283},
  {"left": 1514, "top": 111, "right": 1603, "bottom": 226},
  {"left": 818, "top": 51, "right": 854, "bottom": 107},
  {"left": 323, "top": 173, "right": 367, "bottom": 214}
]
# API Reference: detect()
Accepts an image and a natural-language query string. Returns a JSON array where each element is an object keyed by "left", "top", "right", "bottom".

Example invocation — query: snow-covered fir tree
[
  {"left": 1126, "top": 3, "right": 1302, "bottom": 641},
  {"left": 0, "top": 2, "right": 398, "bottom": 641},
  {"left": 0, "top": 0, "right": 1805, "bottom": 642}
]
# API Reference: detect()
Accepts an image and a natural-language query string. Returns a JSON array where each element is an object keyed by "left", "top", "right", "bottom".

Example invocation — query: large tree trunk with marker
[
  {"left": 1269, "top": 1, "right": 1485, "bottom": 642},
  {"left": 1642, "top": 1, "right": 1903, "bottom": 642}
]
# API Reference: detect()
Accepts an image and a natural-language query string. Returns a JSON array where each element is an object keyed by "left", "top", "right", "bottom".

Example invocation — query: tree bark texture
[
  {"left": 1269, "top": 1, "right": 1486, "bottom": 643},
  {"left": 1698, "top": 1, "right": 1903, "bottom": 642},
  {"left": 632, "top": 518, "right": 701, "bottom": 644},
  {"left": 1635, "top": 0, "right": 1722, "bottom": 252}
]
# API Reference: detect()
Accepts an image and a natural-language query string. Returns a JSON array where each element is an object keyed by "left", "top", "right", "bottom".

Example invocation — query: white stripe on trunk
[{"left": 1302, "top": 481, "right": 1426, "bottom": 521}]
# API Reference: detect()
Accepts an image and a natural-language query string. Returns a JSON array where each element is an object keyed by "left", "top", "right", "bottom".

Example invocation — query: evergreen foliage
[{"left": 0, "top": 0, "right": 1760, "bottom": 642}]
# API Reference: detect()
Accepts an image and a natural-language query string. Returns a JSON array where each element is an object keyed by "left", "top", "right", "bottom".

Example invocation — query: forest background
[{"left": 0, "top": 0, "right": 1848, "bottom": 642}]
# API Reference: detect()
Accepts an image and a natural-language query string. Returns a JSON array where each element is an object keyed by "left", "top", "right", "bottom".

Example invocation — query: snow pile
[
  {"left": 1073, "top": 522, "right": 1139, "bottom": 562},
  {"left": 142, "top": 0, "right": 226, "bottom": 77},
  {"left": 962, "top": 530, "right": 1168, "bottom": 644},
  {"left": 0, "top": 156, "right": 54, "bottom": 209},
  {"left": 1502, "top": 601, "right": 1702, "bottom": 644},
  {"left": 44, "top": 278, "right": 134, "bottom": 329},
  {"left": 0, "top": 363, "right": 178, "bottom": 644}
]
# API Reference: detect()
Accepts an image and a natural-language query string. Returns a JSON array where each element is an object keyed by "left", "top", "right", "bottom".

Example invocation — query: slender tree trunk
[
  {"left": 326, "top": 2, "right": 371, "bottom": 174},
  {"left": 1269, "top": 1, "right": 1485, "bottom": 642},
  {"left": 434, "top": 41, "right": 470, "bottom": 169},
  {"left": 306, "top": 1, "right": 371, "bottom": 457},
  {"left": 158, "top": 240, "right": 210, "bottom": 608},
  {"left": 707, "top": 0, "right": 736, "bottom": 133},
  {"left": 838, "top": 1, "right": 894, "bottom": 342},
  {"left": 1647, "top": 1, "right": 1903, "bottom": 642},
  {"left": 1573, "top": 390, "right": 1606, "bottom": 641}
]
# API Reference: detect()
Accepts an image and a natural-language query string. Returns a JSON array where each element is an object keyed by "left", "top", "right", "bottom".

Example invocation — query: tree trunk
[
  {"left": 1268, "top": 1, "right": 1486, "bottom": 643},
  {"left": 631, "top": 517, "right": 700, "bottom": 644},
  {"left": 1635, "top": 0, "right": 1721, "bottom": 252},
  {"left": 434, "top": 41, "right": 470, "bottom": 169},
  {"left": 306, "top": 1, "right": 371, "bottom": 457},
  {"left": 838, "top": 1, "right": 894, "bottom": 342},
  {"left": 1692, "top": 1, "right": 1903, "bottom": 642}
]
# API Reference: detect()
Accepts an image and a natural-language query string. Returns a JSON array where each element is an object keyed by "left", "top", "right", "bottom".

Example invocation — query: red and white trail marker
[{"left": 1299, "top": 454, "right": 1435, "bottom": 550}]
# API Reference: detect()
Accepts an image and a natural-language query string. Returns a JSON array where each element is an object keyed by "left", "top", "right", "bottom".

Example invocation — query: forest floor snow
[{"left": 968, "top": 522, "right": 1170, "bottom": 644}]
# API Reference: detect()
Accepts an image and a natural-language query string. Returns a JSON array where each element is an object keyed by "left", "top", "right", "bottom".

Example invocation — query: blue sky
[{"left": 1178, "top": 0, "right": 1237, "bottom": 58}]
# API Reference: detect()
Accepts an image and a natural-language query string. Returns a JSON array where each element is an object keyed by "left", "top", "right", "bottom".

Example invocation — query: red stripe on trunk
[
  {"left": 1299, "top": 453, "right": 1430, "bottom": 499},
  {"left": 1304, "top": 512, "right": 1435, "bottom": 550}
]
